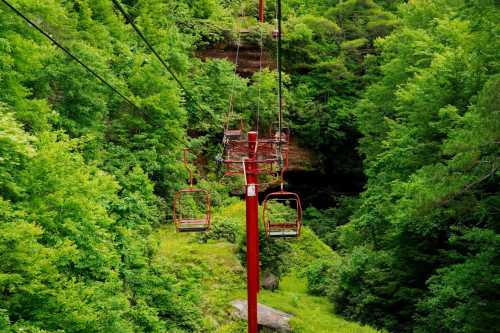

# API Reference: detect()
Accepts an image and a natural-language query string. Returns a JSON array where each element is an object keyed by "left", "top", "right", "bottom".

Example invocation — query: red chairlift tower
[
  {"left": 222, "top": 128, "right": 298, "bottom": 333},
  {"left": 220, "top": 1, "right": 301, "bottom": 332},
  {"left": 223, "top": 130, "right": 274, "bottom": 333},
  {"left": 259, "top": 0, "right": 265, "bottom": 23}
]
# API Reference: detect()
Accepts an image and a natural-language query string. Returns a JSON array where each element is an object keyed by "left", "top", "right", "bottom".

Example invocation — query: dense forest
[{"left": 0, "top": 0, "right": 498, "bottom": 332}]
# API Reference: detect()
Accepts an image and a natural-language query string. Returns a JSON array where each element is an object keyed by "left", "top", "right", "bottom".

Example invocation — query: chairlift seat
[
  {"left": 262, "top": 191, "right": 302, "bottom": 238},
  {"left": 177, "top": 218, "right": 210, "bottom": 232},
  {"left": 224, "top": 129, "right": 243, "bottom": 138},
  {"left": 268, "top": 223, "right": 299, "bottom": 237},
  {"left": 267, "top": 121, "right": 290, "bottom": 145},
  {"left": 224, "top": 118, "right": 244, "bottom": 142},
  {"left": 269, "top": 229, "right": 299, "bottom": 237},
  {"left": 173, "top": 188, "right": 211, "bottom": 233}
]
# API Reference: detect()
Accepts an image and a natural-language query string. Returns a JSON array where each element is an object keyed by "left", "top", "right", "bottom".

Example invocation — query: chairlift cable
[
  {"left": 225, "top": 4, "right": 244, "bottom": 133},
  {"left": 1, "top": 0, "right": 190, "bottom": 148},
  {"left": 0, "top": 0, "right": 139, "bottom": 110},
  {"left": 111, "top": 0, "right": 206, "bottom": 114},
  {"left": 277, "top": 0, "right": 283, "bottom": 150},
  {"left": 256, "top": 26, "right": 264, "bottom": 137}
]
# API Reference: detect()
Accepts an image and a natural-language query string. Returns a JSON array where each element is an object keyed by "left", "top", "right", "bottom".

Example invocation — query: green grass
[
  {"left": 152, "top": 201, "right": 381, "bottom": 333},
  {"left": 259, "top": 275, "right": 380, "bottom": 333},
  {"left": 152, "top": 224, "right": 246, "bottom": 332}
]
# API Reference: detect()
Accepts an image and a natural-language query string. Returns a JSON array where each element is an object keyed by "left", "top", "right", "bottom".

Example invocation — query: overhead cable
[
  {"left": 0, "top": 0, "right": 139, "bottom": 110},
  {"left": 0, "top": 0, "right": 189, "bottom": 147},
  {"left": 111, "top": 0, "right": 205, "bottom": 113}
]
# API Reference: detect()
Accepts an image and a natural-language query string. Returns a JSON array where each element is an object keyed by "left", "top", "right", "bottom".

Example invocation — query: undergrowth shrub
[
  {"left": 238, "top": 229, "right": 293, "bottom": 278},
  {"left": 260, "top": 233, "right": 294, "bottom": 277},
  {"left": 303, "top": 196, "right": 359, "bottom": 250},
  {"left": 197, "top": 216, "right": 243, "bottom": 243},
  {"left": 329, "top": 247, "right": 399, "bottom": 330},
  {"left": 304, "top": 259, "right": 335, "bottom": 296}
]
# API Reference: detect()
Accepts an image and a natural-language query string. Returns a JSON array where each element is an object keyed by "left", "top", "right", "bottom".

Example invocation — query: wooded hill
[{"left": 0, "top": 1, "right": 498, "bottom": 332}]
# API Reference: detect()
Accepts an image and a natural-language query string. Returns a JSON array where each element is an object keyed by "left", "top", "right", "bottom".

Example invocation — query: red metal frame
[
  {"left": 173, "top": 149, "right": 211, "bottom": 232},
  {"left": 173, "top": 188, "right": 211, "bottom": 232},
  {"left": 259, "top": 0, "right": 265, "bottom": 23},
  {"left": 222, "top": 130, "right": 287, "bottom": 177},
  {"left": 245, "top": 131, "right": 259, "bottom": 333}
]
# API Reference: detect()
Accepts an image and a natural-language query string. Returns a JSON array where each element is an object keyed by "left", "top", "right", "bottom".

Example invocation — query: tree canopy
[{"left": 0, "top": 0, "right": 498, "bottom": 332}]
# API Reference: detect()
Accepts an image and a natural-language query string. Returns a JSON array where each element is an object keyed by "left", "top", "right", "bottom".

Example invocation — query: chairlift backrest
[
  {"left": 261, "top": 148, "right": 302, "bottom": 238},
  {"left": 262, "top": 191, "right": 302, "bottom": 238},
  {"left": 173, "top": 188, "right": 211, "bottom": 232},
  {"left": 172, "top": 149, "right": 211, "bottom": 232}
]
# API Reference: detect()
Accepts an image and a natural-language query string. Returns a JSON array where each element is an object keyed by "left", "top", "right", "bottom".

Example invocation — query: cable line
[
  {"left": 224, "top": 4, "right": 244, "bottom": 133},
  {"left": 277, "top": 0, "right": 283, "bottom": 143},
  {"left": 0, "top": 0, "right": 139, "bottom": 110},
  {"left": 0, "top": 0, "right": 190, "bottom": 147},
  {"left": 256, "top": 27, "right": 264, "bottom": 136},
  {"left": 111, "top": 0, "right": 205, "bottom": 113}
]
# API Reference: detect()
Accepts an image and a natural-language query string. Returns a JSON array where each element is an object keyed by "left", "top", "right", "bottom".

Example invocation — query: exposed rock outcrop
[
  {"left": 261, "top": 272, "right": 279, "bottom": 291},
  {"left": 230, "top": 299, "right": 292, "bottom": 332},
  {"left": 197, "top": 43, "right": 273, "bottom": 78}
]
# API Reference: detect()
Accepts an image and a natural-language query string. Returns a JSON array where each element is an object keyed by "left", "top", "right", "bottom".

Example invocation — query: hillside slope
[{"left": 152, "top": 202, "right": 380, "bottom": 333}]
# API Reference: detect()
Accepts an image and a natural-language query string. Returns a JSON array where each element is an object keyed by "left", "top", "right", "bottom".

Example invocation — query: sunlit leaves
[{"left": 335, "top": 1, "right": 500, "bottom": 332}]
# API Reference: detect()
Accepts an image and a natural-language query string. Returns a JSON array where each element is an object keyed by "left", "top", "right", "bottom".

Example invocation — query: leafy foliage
[
  {"left": 281, "top": 0, "right": 402, "bottom": 185},
  {"left": 304, "top": 259, "right": 335, "bottom": 296},
  {"left": 328, "top": 1, "right": 500, "bottom": 332},
  {"left": 1, "top": 0, "right": 499, "bottom": 332},
  {"left": 197, "top": 215, "right": 243, "bottom": 244},
  {"left": 0, "top": 0, "right": 238, "bottom": 331}
]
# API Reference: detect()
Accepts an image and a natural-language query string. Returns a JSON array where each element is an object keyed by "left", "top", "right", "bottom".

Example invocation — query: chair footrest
[
  {"left": 178, "top": 226, "right": 209, "bottom": 232},
  {"left": 176, "top": 219, "right": 209, "bottom": 232},
  {"left": 268, "top": 229, "right": 299, "bottom": 237}
]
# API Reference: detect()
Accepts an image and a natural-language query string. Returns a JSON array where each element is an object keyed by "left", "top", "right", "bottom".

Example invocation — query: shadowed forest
[{"left": 0, "top": 0, "right": 498, "bottom": 332}]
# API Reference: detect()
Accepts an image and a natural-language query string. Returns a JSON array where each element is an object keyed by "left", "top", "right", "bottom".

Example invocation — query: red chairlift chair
[
  {"left": 173, "top": 149, "right": 211, "bottom": 232},
  {"left": 262, "top": 149, "right": 302, "bottom": 238},
  {"left": 267, "top": 120, "right": 290, "bottom": 145},
  {"left": 223, "top": 117, "right": 244, "bottom": 144}
]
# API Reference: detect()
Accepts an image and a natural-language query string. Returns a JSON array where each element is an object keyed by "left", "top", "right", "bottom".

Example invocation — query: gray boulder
[
  {"left": 262, "top": 272, "right": 280, "bottom": 291},
  {"left": 230, "top": 299, "right": 292, "bottom": 332}
]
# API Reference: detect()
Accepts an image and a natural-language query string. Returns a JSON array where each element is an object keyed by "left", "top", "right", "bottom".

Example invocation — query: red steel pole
[
  {"left": 259, "top": 0, "right": 265, "bottom": 23},
  {"left": 245, "top": 131, "right": 260, "bottom": 333}
]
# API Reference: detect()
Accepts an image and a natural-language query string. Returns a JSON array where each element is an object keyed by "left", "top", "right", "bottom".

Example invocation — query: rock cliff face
[
  {"left": 197, "top": 39, "right": 317, "bottom": 171},
  {"left": 197, "top": 42, "right": 274, "bottom": 78},
  {"left": 286, "top": 139, "right": 318, "bottom": 172}
]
